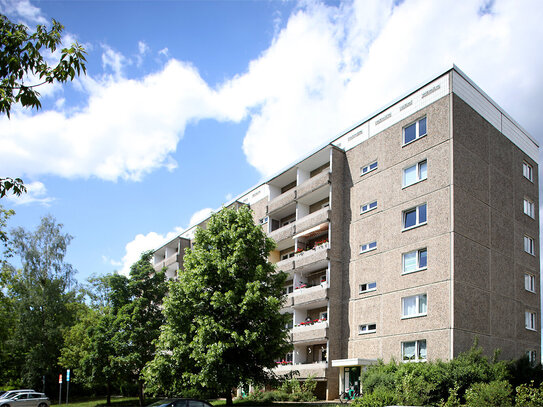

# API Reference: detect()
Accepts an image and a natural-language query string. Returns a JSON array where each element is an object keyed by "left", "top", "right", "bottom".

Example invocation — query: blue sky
[{"left": 1, "top": 0, "right": 543, "bottom": 282}]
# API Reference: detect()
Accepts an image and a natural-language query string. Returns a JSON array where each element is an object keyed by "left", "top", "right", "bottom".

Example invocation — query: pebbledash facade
[{"left": 151, "top": 66, "right": 540, "bottom": 400}]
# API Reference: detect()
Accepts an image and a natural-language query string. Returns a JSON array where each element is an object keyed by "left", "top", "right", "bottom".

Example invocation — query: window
[
  {"left": 259, "top": 216, "right": 269, "bottom": 225},
  {"left": 320, "top": 311, "right": 328, "bottom": 320},
  {"left": 281, "top": 217, "right": 295, "bottom": 227},
  {"left": 281, "top": 251, "right": 295, "bottom": 260},
  {"left": 403, "top": 160, "right": 427, "bottom": 187},
  {"left": 358, "top": 323, "right": 376, "bottom": 334},
  {"left": 284, "top": 285, "right": 293, "bottom": 295},
  {"left": 523, "top": 161, "right": 534, "bottom": 182},
  {"left": 360, "top": 200, "right": 378, "bottom": 214},
  {"left": 403, "top": 117, "right": 427, "bottom": 145},
  {"left": 525, "top": 274, "right": 536, "bottom": 293},
  {"left": 526, "top": 350, "right": 537, "bottom": 366},
  {"left": 361, "top": 161, "right": 378, "bottom": 176},
  {"left": 524, "top": 198, "right": 535, "bottom": 218},
  {"left": 403, "top": 204, "right": 427, "bottom": 230},
  {"left": 526, "top": 311, "right": 537, "bottom": 331},
  {"left": 402, "top": 340, "right": 427, "bottom": 362},
  {"left": 524, "top": 236, "right": 535, "bottom": 255},
  {"left": 360, "top": 241, "right": 377, "bottom": 254},
  {"left": 402, "top": 248, "right": 427, "bottom": 274},
  {"left": 402, "top": 294, "right": 427, "bottom": 318},
  {"left": 359, "top": 282, "right": 377, "bottom": 294}
]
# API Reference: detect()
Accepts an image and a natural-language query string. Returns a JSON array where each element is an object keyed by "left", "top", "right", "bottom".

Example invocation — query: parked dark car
[
  {"left": 147, "top": 399, "right": 212, "bottom": 407},
  {"left": 0, "top": 392, "right": 50, "bottom": 407}
]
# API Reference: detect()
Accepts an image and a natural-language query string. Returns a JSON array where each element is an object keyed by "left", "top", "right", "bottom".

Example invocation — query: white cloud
[
  {"left": 102, "top": 255, "right": 122, "bottom": 267},
  {"left": 189, "top": 208, "right": 214, "bottom": 227},
  {"left": 4, "top": 181, "right": 54, "bottom": 206},
  {"left": 0, "top": 0, "right": 47, "bottom": 24},
  {"left": 2, "top": 0, "right": 543, "bottom": 185},
  {"left": 158, "top": 47, "right": 169, "bottom": 57}
]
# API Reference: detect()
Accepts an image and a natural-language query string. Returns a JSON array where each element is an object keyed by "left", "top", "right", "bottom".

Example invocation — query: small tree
[{"left": 145, "top": 206, "right": 291, "bottom": 405}]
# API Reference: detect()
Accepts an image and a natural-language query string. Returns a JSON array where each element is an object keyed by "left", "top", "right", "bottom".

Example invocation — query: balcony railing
[
  {"left": 275, "top": 257, "right": 295, "bottom": 273},
  {"left": 273, "top": 361, "right": 328, "bottom": 378},
  {"left": 292, "top": 320, "right": 328, "bottom": 343},
  {"left": 297, "top": 171, "right": 330, "bottom": 199},
  {"left": 295, "top": 208, "right": 330, "bottom": 235},
  {"left": 294, "top": 242, "right": 329, "bottom": 270},
  {"left": 292, "top": 284, "right": 328, "bottom": 306},
  {"left": 269, "top": 224, "right": 295, "bottom": 243},
  {"left": 268, "top": 188, "right": 296, "bottom": 214}
]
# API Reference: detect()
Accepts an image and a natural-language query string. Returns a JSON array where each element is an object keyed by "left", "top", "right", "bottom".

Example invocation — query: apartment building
[{"left": 152, "top": 66, "right": 540, "bottom": 400}]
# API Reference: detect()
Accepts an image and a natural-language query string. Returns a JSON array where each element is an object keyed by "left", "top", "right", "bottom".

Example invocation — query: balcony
[
  {"left": 274, "top": 361, "right": 328, "bottom": 379},
  {"left": 292, "top": 284, "right": 328, "bottom": 307},
  {"left": 268, "top": 188, "right": 296, "bottom": 214},
  {"left": 153, "top": 253, "right": 178, "bottom": 272},
  {"left": 296, "top": 208, "right": 330, "bottom": 236},
  {"left": 275, "top": 258, "right": 295, "bottom": 273},
  {"left": 292, "top": 320, "right": 328, "bottom": 343},
  {"left": 297, "top": 171, "right": 330, "bottom": 199},
  {"left": 269, "top": 224, "right": 295, "bottom": 243},
  {"left": 294, "top": 242, "right": 329, "bottom": 270}
]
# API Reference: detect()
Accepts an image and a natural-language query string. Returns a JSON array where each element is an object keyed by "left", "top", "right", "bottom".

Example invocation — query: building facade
[{"left": 152, "top": 66, "right": 540, "bottom": 400}]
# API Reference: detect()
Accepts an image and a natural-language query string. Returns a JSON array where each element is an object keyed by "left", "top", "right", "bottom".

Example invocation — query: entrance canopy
[{"left": 331, "top": 358, "right": 377, "bottom": 367}]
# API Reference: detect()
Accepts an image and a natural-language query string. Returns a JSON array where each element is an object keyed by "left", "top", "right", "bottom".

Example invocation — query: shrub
[
  {"left": 515, "top": 381, "right": 543, "bottom": 407},
  {"left": 352, "top": 386, "right": 397, "bottom": 407},
  {"left": 464, "top": 380, "right": 512, "bottom": 407}
]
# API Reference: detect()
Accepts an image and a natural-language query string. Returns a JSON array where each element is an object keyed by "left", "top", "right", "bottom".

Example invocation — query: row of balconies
[
  {"left": 269, "top": 207, "right": 331, "bottom": 244},
  {"left": 268, "top": 170, "right": 331, "bottom": 214}
]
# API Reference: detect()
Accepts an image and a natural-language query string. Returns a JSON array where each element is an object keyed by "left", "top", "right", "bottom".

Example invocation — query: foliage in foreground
[
  {"left": 241, "top": 376, "right": 317, "bottom": 403},
  {"left": 144, "top": 206, "right": 291, "bottom": 405},
  {"left": 352, "top": 342, "right": 543, "bottom": 407}
]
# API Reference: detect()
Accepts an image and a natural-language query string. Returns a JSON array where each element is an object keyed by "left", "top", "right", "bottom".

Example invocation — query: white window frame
[
  {"left": 259, "top": 216, "right": 269, "bottom": 225},
  {"left": 281, "top": 217, "right": 295, "bottom": 227},
  {"left": 402, "top": 248, "right": 427, "bottom": 274},
  {"left": 402, "top": 203, "right": 427, "bottom": 231},
  {"left": 403, "top": 117, "right": 427, "bottom": 145},
  {"left": 284, "top": 285, "right": 294, "bottom": 295},
  {"left": 402, "top": 339, "right": 427, "bottom": 362},
  {"left": 360, "top": 241, "right": 377, "bottom": 254},
  {"left": 524, "top": 198, "right": 535, "bottom": 219},
  {"left": 358, "top": 323, "right": 376, "bottom": 334},
  {"left": 403, "top": 160, "right": 428, "bottom": 188},
  {"left": 524, "top": 235, "right": 535, "bottom": 256},
  {"left": 360, "top": 200, "right": 378, "bottom": 214},
  {"left": 281, "top": 251, "right": 295, "bottom": 261},
  {"left": 401, "top": 294, "right": 428, "bottom": 319},
  {"left": 523, "top": 161, "right": 534, "bottom": 182},
  {"left": 360, "top": 161, "right": 378, "bottom": 176},
  {"left": 359, "top": 282, "right": 377, "bottom": 294},
  {"left": 525, "top": 273, "right": 536, "bottom": 293},
  {"left": 526, "top": 311, "right": 537, "bottom": 331}
]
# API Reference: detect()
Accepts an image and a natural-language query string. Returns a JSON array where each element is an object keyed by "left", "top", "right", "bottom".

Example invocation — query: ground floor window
[{"left": 402, "top": 339, "right": 427, "bottom": 362}]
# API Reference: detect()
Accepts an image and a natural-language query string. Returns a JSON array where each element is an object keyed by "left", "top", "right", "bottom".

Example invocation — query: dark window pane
[
  {"left": 419, "top": 249, "right": 427, "bottom": 268},
  {"left": 369, "top": 241, "right": 377, "bottom": 249},
  {"left": 404, "top": 123, "right": 416, "bottom": 143},
  {"left": 419, "top": 204, "right": 427, "bottom": 223},
  {"left": 369, "top": 162, "right": 377, "bottom": 170},
  {"left": 419, "top": 117, "right": 427, "bottom": 135},
  {"left": 404, "top": 209, "right": 416, "bottom": 228}
]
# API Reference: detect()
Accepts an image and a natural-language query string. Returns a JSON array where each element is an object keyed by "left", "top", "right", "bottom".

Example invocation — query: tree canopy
[
  {"left": 145, "top": 206, "right": 291, "bottom": 405},
  {"left": 0, "top": 14, "right": 86, "bottom": 117}
]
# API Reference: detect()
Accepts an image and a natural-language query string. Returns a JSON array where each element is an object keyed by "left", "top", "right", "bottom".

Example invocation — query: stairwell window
[
  {"left": 525, "top": 273, "right": 536, "bottom": 293},
  {"left": 402, "top": 340, "right": 426, "bottom": 362},
  {"left": 525, "top": 311, "right": 537, "bottom": 331},
  {"left": 358, "top": 323, "right": 376, "bottom": 334},
  {"left": 524, "top": 198, "right": 535, "bottom": 218},
  {"left": 527, "top": 350, "right": 537, "bottom": 366},
  {"left": 403, "top": 160, "right": 427, "bottom": 187},
  {"left": 360, "top": 241, "right": 377, "bottom": 254},
  {"left": 523, "top": 161, "right": 534, "bottom": 182},
  {"left": 403, "top": 117, "right": 427, "bottom": 145},
  {"left": 359, "top": 282, "right": 377, "bottom": 294},
  {"left": 360, "top": 200, "right": 377, "bottom": 214},
  {"left": 524, "top": 235, "right": 535, "bottom": 255},
  {"left": 402, "top": 248, "right": 427, "bottom": 274},
  {"left": 360, "top": 161, "right": 378, "bottom": 176},
  {"left": 402, "top": 294, "right": 427, "bottom": 318},
  {"left": 403, "top": 204, "right": 427, "bottom": 231}
]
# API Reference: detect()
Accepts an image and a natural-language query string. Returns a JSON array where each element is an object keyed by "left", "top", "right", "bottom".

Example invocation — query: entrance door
[{"left": 343, "top": 366, "right": 361, "bottom": 394}]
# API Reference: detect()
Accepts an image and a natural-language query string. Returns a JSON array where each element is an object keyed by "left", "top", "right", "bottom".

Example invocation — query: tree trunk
[
  {"left": 138, "top": 380, "right": 144, "bottom": 407},
  {"left": 106, "top": 383, "right": 111, "bottom": 406},
  {"left": 225, "top": 391, "right": 233, "bottom": 406}
]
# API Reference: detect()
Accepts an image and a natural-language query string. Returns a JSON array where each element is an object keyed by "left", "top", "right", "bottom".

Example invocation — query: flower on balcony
[
  {"left": 296, "top": 247, "right": 304, "bottom": 253},
  {"left": 295, "top": 282, "right": 307, "bottom": 289},
  {"left": 314, "top": 239, "right": 328, "bottom": 247},
  {"left": 321, "top": 278, "right": 326, "bottom": 282}
]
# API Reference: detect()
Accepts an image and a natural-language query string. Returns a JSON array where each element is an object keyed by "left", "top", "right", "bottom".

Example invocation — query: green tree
[
  {"left": 0, "top": 14, "right": 86, "bottom": 117},
  {"left": 114, "top": 252, "right": 167, "bottom": 406},
  {"left": 6, "top": 215, "right": 81, "bottom": 394},
  {"left": 145, "top": 206, "right": 291, "bottom": 405}
]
